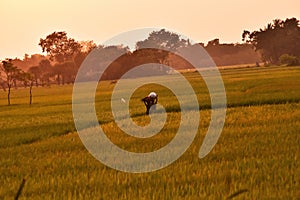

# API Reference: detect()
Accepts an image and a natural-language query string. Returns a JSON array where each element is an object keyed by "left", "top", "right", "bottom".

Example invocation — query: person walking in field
[{"left": 141, "top": 92, "right": 158, "bottom": 115}]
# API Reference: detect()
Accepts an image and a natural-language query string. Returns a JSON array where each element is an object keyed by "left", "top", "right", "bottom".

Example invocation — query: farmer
[{"left": 141, "top": 92, "right": 158, "bottom": 115}]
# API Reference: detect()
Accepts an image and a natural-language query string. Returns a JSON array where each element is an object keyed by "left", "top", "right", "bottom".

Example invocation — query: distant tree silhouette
[
  {"left": 1, "top": 59, "right": 22, "bottom": 105},
  {"left": 27, "top": 59, "right": 53, "bottom": 87},
  {"left": 136, "top": 29, "right": 190, "bottom": 65},
  {"left": 80, "top": 40, "right": 97, "bottom": 53},
  {"left": 39, "top": 31, "right": 82, "bottom": 84},
  {"left": 75, "top": 45, "right": 130, "bottom": 81},
  {"left": 27, "top": 66, "right": 42, "bottom": 87},
  {"left": 204, "top": 39, "right": 261, "bottom": 66},
  {"left": 39, "top": 31, "right": 82, "bottom": 63},
  {"left": 19, "top": 71, "right": 34, "bottom": 105},
  {"left": 279, "top": 54, "right": 299, "bottom": 66},
  {"left": 207, "top": 38, "right": 220, "bottom": 46},
  {"left": 136, "top": 29, "right": 190, "bottom": 50},
  {"left": 38, "top": 59, "right": 52, "bottom": 86},
  {"left": 0, "top": 65, "right": 6, "bottom": 91},
  {"left": 242, "top": 17, "right": 300, "bottom": 64},
  {"left": 11, "top": 54, "right": 46, "bottom": 72}
]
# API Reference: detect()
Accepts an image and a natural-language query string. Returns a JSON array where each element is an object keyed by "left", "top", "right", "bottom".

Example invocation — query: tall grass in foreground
[
  {"left": 0, "top": 103, "right": 299, "bottom": 199},
  {"left": 0, "top": 66, "right": 299, "bottom": 199}
]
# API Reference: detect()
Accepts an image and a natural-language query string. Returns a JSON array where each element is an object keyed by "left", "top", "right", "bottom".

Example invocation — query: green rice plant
[{"left": 0, "top": 66, "right": 299, "bottom": 199}]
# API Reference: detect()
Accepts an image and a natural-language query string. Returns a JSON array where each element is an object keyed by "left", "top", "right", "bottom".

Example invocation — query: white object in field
[
  {"left": 121, "top": 98, "right": 126, "bottom": 103},
  {"left": 148, "top": 92, "right": 157, "bottom": 98}
]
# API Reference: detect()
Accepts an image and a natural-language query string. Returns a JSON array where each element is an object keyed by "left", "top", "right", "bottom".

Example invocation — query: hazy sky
[{"left": 0, "top": 0, "right": 299, "bottom": 60}]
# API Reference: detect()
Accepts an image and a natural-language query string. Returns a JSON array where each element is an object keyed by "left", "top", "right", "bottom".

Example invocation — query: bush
[{"left": 279, "top": 54, "right": 299, "bottom": 66}]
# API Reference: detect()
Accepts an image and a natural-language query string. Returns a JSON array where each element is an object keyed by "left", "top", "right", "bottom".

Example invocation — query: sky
[{"left": 0, "top": 0, "right": 299, "bottom": 60}]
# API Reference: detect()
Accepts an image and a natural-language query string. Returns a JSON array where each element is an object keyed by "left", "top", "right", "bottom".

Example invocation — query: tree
[
  {"left": 279, "top": 54, "right": 299, "bottom": 66},
  {"left": 39, "top": 31, "right": 82, "bottom": 63},
  {"left": 135, "top": 29, "right": 190, "bottom": 64},
  {"left": 28, "top": 59, "right": 54, "bottom": 87},
  {"left": 207, "top": 38, "right": 220, "bottom": 47},
  {"left": 37, "top": 59, "right": 52, "bottom": 86},
  {"left": 39, "top": 31, "right": 82, "bottom": 84},
  {"left": 27, "top": 66, "right": 41, "bottom": 87},
  {"left": 242, "top": 18, "right": 300, "bottom": 64},
  {"left": 19, "top": 71, "right": 34, "bottom": 105},
  {"left": 0, "top": 59, "right": 22, "bottom": 105},
  {"left": 80, "top": 40, "right": 97, "bottom": 53},
  {"left": 0, "top": 66, "right": 6, "bottom": 91},
  {"left": 136, "top": 29, "right": 190, "bottom": 51},
  {"left": 74, "top": 45, "right": 131, "bottom": 81},
  {"left": 204, "top": 41, "right": 261, "bottom": 66},
  {"left": 53, "top": 61, "right": 76, "bottom": 84}
]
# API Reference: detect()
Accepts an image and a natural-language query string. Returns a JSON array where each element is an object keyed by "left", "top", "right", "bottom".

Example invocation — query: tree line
[
  {"left": 243, "top": 17, "right": 300, "bottom": 65},
  {"left": 1, "top": 17, "right": 299, "bottom": 105},
  {"left": 0, "top": 32, "right": 97, "bottom": 105}
]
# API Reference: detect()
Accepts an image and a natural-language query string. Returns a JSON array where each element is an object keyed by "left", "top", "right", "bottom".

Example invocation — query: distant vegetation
[
  {"left": 0, "top": 17, "right": 299, "bottom": 106},
  {"left": 203, "top": 39, "right": 261, "bottom": 66},
  {"left": 243, "top": 17, "right": 300, "bottom": 65}
]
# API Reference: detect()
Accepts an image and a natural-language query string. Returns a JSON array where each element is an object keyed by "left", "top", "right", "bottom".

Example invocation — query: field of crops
[{"left": 0, "top": 66, "right": 299, "bottom": 199}]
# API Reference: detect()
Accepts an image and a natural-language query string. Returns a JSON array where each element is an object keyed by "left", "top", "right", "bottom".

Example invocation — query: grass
[{"left": 0, "top": 65, "right": 299, "bottom": 199}]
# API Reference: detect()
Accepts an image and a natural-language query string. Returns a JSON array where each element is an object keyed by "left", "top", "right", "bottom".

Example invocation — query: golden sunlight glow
[{"left": 0, "top": 0, "right": 299, "bottom": 59}]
